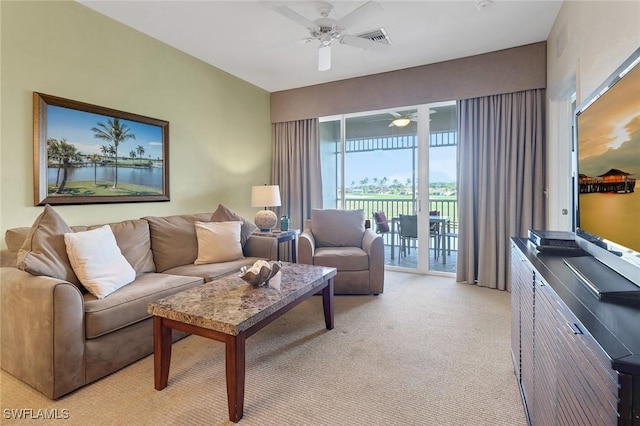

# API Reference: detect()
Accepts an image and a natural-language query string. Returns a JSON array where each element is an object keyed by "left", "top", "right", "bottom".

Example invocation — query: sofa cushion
[
  {"left": 313, "top": 247, "right": 369, "bottom": 271},
  {"left": 5, "top": 227, "right": 31, "bottom": 253},
  {"left": 83, "top": 273, "right": 204, "bottom": 339},
  {"left": 64, "top": 225, "right": 136, "bottom": 299},
  {"left": 16, "top": 205, "right": 81, "bottom": 287},
  {"left": 144, "top": 212, "right": 212, "bottom": 272},
  {"left": 311, "top": 209, "right": 365, "bottom": 248},
  {"left": 163, "top": 257, "right": 258, "bottom": 282},
  {"left": 211, "top": 204, "right": 257, "bottom": 248},
  {"left": 74, "top": 219, "right": 156, "bottom": 276},
  {"left": 194, "top": 221, "right": 244, "bottom": 264}
]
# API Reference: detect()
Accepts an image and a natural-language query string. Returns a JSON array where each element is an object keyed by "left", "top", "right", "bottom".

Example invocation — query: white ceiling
[{"left": 78, "top": 1, "right": 562, "bottom": 93}]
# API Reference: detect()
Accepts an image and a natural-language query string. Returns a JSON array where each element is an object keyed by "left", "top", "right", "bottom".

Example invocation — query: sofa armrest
[
  {"left": 362, "top": 229, "right": 385, "bottom": 294},
  {"left": 298, "top": 230, "right": 315, "bottom": 265},
  {"left": 244, "top": 235, "right": 278, "bottom": 260},
  {"left": 0, "top": 267, "right": 85, "bottom": 399}
]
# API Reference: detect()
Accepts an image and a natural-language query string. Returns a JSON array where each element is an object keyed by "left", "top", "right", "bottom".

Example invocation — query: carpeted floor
[{"left": 0, "top": 271, "right": 527, "bottom": 425}]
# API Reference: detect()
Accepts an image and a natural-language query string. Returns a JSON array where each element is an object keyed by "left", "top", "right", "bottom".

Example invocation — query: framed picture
[{"left": 33, "top": 92, "right": 170, "bottom": 205}]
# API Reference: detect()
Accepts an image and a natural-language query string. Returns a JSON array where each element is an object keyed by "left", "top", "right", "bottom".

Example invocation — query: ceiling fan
[
  {"left": 373, "top": 110, "right": 435, "bottom": 127},
  {"left": 272, "top": 1, "right": 389, "bottom": 71},
  {"left": 388, "top": 111, "right": 418, "bottom": 127}
]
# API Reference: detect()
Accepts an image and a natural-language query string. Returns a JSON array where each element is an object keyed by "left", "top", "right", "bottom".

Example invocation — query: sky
[
  {"left": 578, "top": 62, "right": 640, "bottom": 178},
  {"left": 345, "top": 145, "right": 457, "bottom": 186},
  {"left": 46, "top": 105, "right": 164, "bottom": 160}
]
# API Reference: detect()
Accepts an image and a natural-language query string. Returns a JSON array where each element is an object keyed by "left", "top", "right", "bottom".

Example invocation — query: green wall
[{"left": 0, "top": 0, "right": 272, "bottom": 243}]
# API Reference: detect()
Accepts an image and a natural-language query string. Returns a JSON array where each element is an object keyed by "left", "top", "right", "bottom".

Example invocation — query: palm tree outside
[{"left": 91, "top": 118, "right": 136, "bottom": 189}]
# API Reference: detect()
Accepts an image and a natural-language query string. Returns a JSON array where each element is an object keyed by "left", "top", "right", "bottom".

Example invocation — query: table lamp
[{"left": 251, "top": 185, "right": 281, "bottom": 232}]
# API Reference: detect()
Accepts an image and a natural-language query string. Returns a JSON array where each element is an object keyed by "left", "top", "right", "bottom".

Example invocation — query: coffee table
[{"left": 147, "top": 262, "right": 337, "bottom": 422}]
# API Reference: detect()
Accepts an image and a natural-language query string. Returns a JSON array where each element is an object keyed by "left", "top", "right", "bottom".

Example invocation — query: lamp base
[{"left": 254, "top": 210, "right": 277, "bottom": 232}]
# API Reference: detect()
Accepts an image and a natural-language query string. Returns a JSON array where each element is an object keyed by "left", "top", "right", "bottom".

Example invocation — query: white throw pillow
[
  {"left": 64, "top": 225, "right": 136, "bottom": 299},
  {"left": 194, "top": 221, "right": 244, "bottom": 264}
]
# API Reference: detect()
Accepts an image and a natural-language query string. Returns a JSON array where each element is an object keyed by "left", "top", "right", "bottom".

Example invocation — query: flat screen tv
[{"left": 574, "top": 47, "right": 640, "bottom": 287}]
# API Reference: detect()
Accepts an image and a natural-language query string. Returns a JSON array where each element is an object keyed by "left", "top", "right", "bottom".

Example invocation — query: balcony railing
[{"left": 343, "top": 197, "right": 458, "bottom": 250}]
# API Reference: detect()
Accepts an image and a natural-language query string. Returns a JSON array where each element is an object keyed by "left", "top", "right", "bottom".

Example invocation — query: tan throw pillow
[
  {"left": 194, "top": 221, "right": 244, "bottom": 264},
  {"left": 211, "top": 204, "right": 257, "bottom": 247},
  {"left": 17, "top": 204, "right": 81, "bottom": 286},
  {"left": 64, "top": 225, "right": 136, "bottom": 299}
]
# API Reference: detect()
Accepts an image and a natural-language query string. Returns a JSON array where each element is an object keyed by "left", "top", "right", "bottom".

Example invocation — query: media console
[{"left": 511, "top": 237, "right": 639, "bottom": 425}]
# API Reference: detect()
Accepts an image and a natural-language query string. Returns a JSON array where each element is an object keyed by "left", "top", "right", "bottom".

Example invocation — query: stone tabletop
[{"left": 148, "top": 262, "right": 336, "bottom": 336}]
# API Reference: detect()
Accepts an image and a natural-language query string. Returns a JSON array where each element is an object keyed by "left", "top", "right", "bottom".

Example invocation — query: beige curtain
[
  {"left": 272, "top": 118, "right": 323, "bottom": 234},
  {"left": 457, "top": 89, "right": 546, "bottom": 290}
]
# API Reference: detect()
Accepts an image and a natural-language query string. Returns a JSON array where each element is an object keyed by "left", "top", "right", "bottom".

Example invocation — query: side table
[{"left": 252, "top": 229, "right": 300, "bottom": 262}]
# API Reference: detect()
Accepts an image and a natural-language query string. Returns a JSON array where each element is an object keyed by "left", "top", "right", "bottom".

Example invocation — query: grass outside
[{"left": 48, "top": 181, "right": 162, "bottom": 197}]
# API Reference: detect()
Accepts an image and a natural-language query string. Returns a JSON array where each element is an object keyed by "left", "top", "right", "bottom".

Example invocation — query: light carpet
[{"left": 1, "top": 271, "right": 527, "bottom": 425}]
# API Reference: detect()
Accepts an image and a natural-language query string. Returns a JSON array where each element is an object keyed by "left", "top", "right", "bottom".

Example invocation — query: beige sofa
[{"left": 0, "top": 205, "right": 277, "bottom": 399}]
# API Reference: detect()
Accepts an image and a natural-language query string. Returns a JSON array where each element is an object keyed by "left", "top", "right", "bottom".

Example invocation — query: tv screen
[{"left": 575, "top": 48, "right": 640, "bottom": 284}]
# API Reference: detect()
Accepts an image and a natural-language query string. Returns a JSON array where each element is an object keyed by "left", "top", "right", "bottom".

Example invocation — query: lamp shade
[{"left": 251, "top": 185, "right": 281, "bottom": 208}]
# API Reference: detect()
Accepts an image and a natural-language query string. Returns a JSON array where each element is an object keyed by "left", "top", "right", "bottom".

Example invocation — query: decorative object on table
[
  {"left": 251, "top": 185, "right": 281, "bottom": 232},
  {"left": 33, "top": 92, "right": 170, "bottom": 206},
  {"left": 280, "top": 215, "right": 290, "bottom": 231},
  {"left": 239, "top": 259, "right": 282, "bottom": 287}
]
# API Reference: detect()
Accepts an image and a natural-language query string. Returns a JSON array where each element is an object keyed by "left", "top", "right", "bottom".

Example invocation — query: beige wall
[
  {"left": 0, "top": 1, "right": 272, "bottom": 245},
  {"left": 546, "top": 1, "right": 640, "bottom": 230},
  {"left": 271, "top": 42, "right": 546, "bottom": 123}
]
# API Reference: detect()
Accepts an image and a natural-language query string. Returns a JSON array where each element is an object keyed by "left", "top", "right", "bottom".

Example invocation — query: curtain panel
[
  {"left": 272, "top": 119, "right": 323, "bottom": 234},
  {"left": 457, "top": 89, "right": 546, "bottom": 290}
]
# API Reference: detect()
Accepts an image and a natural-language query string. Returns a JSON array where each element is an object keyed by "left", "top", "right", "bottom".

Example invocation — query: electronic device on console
[{"left": 528, "top": 229, "right": 583, "bottom": 254}]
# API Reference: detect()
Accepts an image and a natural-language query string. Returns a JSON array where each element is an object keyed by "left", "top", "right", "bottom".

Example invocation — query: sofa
[
  {"left": 0, "top": 204, "right": 277, "bottom": 399},
  {"left": 299, "top": 209, "right": 384, "bottom": 295}
]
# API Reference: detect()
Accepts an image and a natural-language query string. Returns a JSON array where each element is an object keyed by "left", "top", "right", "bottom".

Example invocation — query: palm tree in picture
[
  {"left": 91, "top": 118, "right": 136, "bottom": 189},
  {"left": 47, "top": 138, "right": 63, "bottom": 189},
  {"left": 55, "top": 139, "right": 80, "bottom": 194},
  {"left": 87, "top": 154, "right": 102, "bottom": 185},
  {"left": 129, "top": 150, "right": 136, "bottom": 163},
  {"left": 136, "top": 145, "right": 145, "bottom": 166}
]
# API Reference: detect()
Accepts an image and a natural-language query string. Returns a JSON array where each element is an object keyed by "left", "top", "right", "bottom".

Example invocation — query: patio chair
[
  {"left": 398, "top": 214, "right": 418, "bottom": 257},
  {"left": 429, "top": 210, "right": 441, "bottom": 260}
]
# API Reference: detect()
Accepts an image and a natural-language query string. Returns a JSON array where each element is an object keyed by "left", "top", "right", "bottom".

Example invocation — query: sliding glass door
[{"left": 319, "top": 101, "right": 457, "bottom": 275}]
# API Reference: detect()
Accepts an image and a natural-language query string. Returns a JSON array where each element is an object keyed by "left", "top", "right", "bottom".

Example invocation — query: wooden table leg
[
  {"left": 225, "top": 333, "right": 246, "bottom": 422},
  {"left": 291, "top": 238, "right": 297, "bottom": 263},
  {"left": 153, "top": 316, "right": 172, "bottom": 390},
  {"left": 322, "top": 278, "right": 334, "bottom": 330}
]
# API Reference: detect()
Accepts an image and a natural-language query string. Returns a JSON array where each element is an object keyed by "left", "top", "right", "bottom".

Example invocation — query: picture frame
[{"left": 33, "top": 92, "right": 170, "bottom": 205}]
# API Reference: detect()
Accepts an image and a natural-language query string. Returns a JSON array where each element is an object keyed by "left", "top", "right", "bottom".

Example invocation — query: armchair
[{"left": 299, "top": 209, "right": 384, "bottom": 295}]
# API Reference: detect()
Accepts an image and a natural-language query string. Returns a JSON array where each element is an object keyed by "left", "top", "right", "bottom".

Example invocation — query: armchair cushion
[
  {"left": 313, "top": 247, "right": 369, "bottom": 271},
  {"left": 310, "top": 209, "right": 365, "bottom": 248}
]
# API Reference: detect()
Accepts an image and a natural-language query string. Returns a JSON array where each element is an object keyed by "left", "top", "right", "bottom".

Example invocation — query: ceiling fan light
[
  {"left": 392, "top": 117, "right": 411, "bottom": 127},
  {"left": 318, "top": 44, "right": 331, "bottom": 71}
]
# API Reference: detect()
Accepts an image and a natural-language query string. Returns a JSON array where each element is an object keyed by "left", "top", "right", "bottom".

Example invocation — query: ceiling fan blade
[
  {"left": 272, "top": 5, "right": 319, "bottom": 31},
  {"left": 318, "top": 45, "right": 331, "bottom": 71},
  {"left": 341, "top": 34, "right": 388, "bottom": 51},
  {"left": 389, "top": 112, "right": 401, "bottom": 118},
  {"left": 337, "top": 1, "right": 383, "bottom": 30}
]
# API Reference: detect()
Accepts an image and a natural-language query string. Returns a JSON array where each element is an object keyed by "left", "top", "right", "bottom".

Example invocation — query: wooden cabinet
[{"left": 511, "top": 239, "right": 639, "bottom": 425}]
